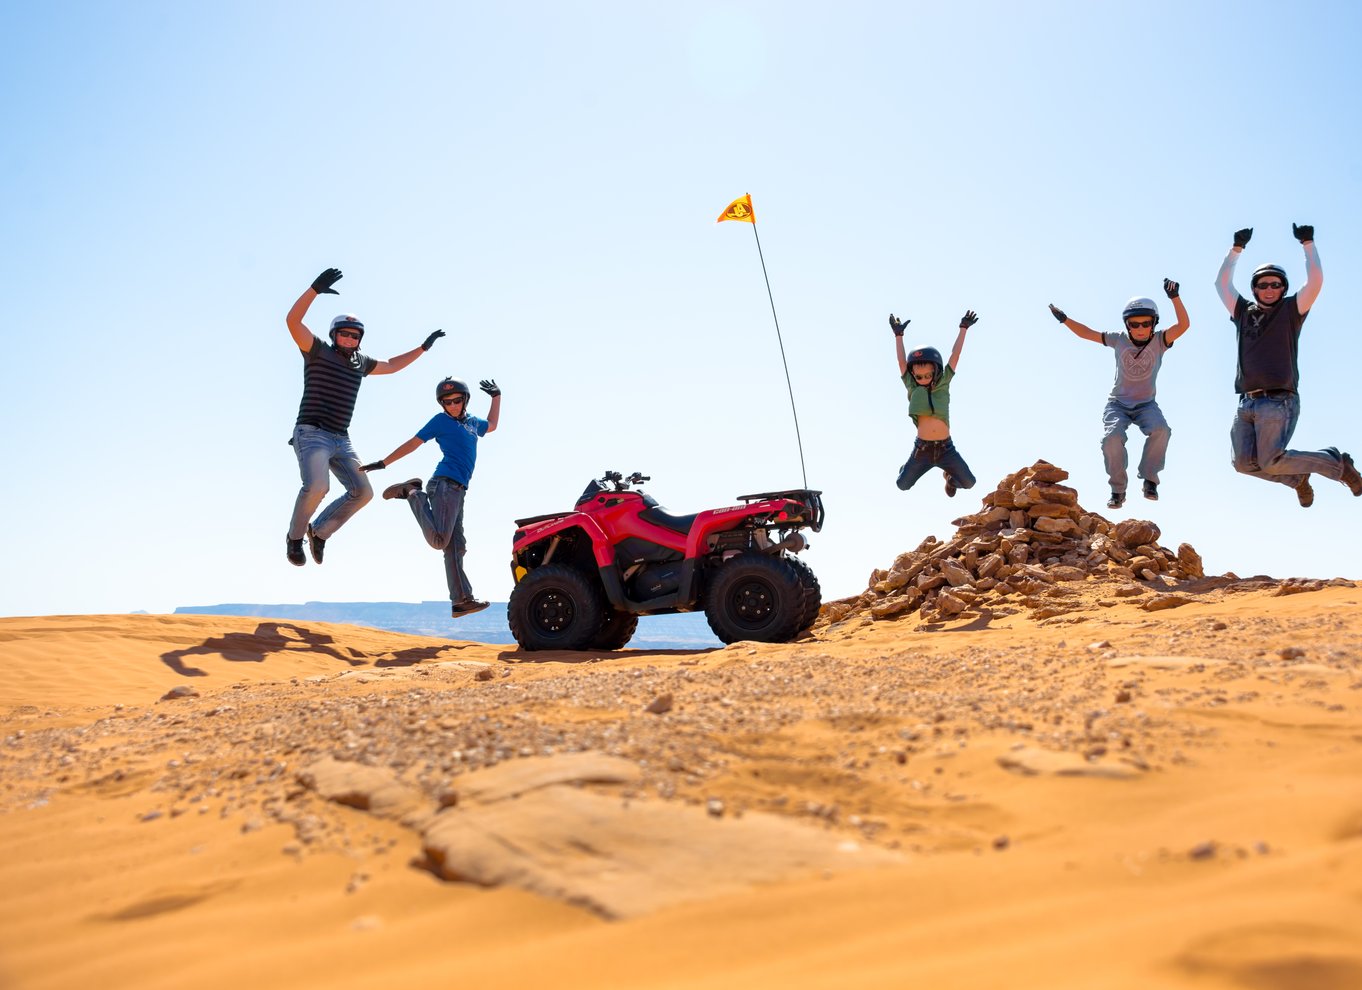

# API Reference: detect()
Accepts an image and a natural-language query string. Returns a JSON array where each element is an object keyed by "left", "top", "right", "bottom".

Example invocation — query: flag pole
[{"left": 749, "top": 219, "right": 808, "bottom": 489}]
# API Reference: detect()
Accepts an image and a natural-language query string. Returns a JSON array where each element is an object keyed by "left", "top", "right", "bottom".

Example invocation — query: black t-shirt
[
  {"left": 295, "top": 335, "right": 378, "bottom": 434},
  {"left": 1232, "top": 294, "right": 1306, "bottom": 394}
]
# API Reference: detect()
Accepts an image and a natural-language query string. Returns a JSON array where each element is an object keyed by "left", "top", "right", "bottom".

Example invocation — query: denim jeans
[
  {"left": 406, "top": 476, "right": 473, "bottom": 603},
  {"left": 1101, "top": 399, "right": 1171, "bottom": 493},
  {"left": 896, "top": 439, "right": 976, "bottom": 492},
  {"left": 288, "top": 424, "right": 373, "bottom": 540},
  {"left": 1230, "top": 392, "right": 1344, "bottom": 488}
]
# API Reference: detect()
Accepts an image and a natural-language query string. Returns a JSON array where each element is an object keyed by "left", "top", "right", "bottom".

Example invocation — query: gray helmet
[
  {"left": 328, "top": 313, "right": 365, "bottom": 346},
  {"left": 1121, "top": 297, "right": 1160, "bottom": 322},
  {"left": 1252, "top": 263, "right": 1289, "bottom": 294}
]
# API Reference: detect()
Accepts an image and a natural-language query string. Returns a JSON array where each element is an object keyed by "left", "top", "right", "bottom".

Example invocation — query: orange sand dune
[{"left": 2, "top": 585, "right": 1360, "bottom": 990}]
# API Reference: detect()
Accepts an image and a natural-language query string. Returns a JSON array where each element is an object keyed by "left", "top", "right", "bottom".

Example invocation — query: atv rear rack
[{"left": 737, "top": 488, "right": 824, "bottom": 533}]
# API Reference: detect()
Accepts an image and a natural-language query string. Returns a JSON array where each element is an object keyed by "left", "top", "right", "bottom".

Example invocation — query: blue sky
[{"left": 3, "top": 1, "right": 1360, "bottom": 616}]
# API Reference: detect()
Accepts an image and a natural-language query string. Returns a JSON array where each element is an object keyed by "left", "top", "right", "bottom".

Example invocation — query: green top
[{"left": 901, "top": 363, "right": 955, "bottom": 427}]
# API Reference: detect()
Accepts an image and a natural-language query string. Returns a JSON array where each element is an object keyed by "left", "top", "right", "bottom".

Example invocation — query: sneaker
[
  {"left": 451, "top": 598, "right": 490, "bottom": 618},
  {"left": 944, "top": 474, "right": 957, "bottom": 498},
  {"left": 1142, "top": 480, "right": 1159, "bottom": 501},
  {"left": 1296, "top": 476, "right": 1315, "bottom": 508},
  {"left": 306, "top": 524, "right": 325, "bottom": 565},
  {"left": 286, "top": 536, "right": 306, "bottom": 567},
  {"left": 1106, "top": 491, "right": 1125, "bottom": 509},
  {"left": 1341, "top": 453, "right": 1362, "bottom": 496},
  {"left": 382, "top": 478, "right": 423, "bottom": 500}
]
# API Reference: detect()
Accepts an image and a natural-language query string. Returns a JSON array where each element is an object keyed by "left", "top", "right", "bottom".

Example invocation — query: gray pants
[{"left": 406, "top": 476, "right": 472, "bottom": 603}]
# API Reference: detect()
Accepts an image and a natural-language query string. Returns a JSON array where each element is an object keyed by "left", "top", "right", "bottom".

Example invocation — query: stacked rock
[{"left": 819, "top": 460, "right": 1206, "bottom": 627}]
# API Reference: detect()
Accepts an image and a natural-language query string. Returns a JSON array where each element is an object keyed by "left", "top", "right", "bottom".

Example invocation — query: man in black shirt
[
  {"left": 284, "top": 268, "right": 444, "bottom": 566},
  {"left": 1214, "top": 225, "right": 1362, "bottom": 507}
]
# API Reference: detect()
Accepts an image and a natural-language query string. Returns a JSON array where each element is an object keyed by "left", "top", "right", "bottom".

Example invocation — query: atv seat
[
  {"left": 640, "top": 506, "right": 699, "bottom": 535},
  {"left": 514, "top": 511, "right": 571, "bottom": 527}
]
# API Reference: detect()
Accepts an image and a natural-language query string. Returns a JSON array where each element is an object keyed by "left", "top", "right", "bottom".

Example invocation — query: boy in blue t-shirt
[{"left": 361, "top": 377, "right": 501, "bottom": 617}]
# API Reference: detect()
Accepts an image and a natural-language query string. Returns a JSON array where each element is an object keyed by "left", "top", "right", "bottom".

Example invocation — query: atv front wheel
[
  {"left": 704, "top": 551, "right": 806, "bottom": 644},
  {"left": 787, "top": 555, "right": 822, "bottom": 631},
  {"left": 590, "top": 608, "right": 639, "bottom": 651},
  {"left": 508, "top": 564, "right": 605, "bottom": 651}
]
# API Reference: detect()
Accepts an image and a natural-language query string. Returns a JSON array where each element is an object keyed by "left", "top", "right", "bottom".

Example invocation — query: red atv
[{"left": 507, "top": 471, "right": 824, "bottom": 650}]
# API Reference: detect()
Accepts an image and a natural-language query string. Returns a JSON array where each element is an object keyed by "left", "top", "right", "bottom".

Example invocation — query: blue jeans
[
  {"left": 288, "top": 424, "right": 373, "bottom": 540},
  {"left": 406, "top": 476, "right": 473, "bottom": 603},
  {"left": 1101, "top": 399, "right": 1171, "bottom": 493},
  {"left": 1230, "top": 392, "right": 1344, "bottom": 488},
  {"left": 896, "top": 439, "right": 976, "bottom": 492}
]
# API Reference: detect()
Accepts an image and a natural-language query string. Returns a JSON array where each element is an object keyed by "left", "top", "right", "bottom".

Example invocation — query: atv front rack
[{"left": 737, "top": 488, "right": 824, "bottom": 533}]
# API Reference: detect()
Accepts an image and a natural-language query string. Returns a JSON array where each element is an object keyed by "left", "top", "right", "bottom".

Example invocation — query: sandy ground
[{"left": 2, "top": 580, "right": 1361, "bottom": 990}]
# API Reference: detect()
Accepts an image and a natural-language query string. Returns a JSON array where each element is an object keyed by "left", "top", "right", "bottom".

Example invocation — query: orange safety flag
[{"left": 716, "top": 193, "right": 755, "bottom": 223}]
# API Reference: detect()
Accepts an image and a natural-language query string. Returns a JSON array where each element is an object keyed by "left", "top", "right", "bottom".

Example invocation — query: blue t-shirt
[{"left": 417, "top": 412, "right": 489, "bottom": 486}]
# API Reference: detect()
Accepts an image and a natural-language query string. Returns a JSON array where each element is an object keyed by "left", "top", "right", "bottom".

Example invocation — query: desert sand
[{"left": 3, "top": 478, "right": 1362, "bottom": 989}]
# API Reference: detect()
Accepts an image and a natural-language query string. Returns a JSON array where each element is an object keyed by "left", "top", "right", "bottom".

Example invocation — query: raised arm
[
  {"left": 1162, "top": 279, "right": 1191, "bottom": 344},
  {"left": 889, "top": 314, "right": 909, "bottom": 377},
  {"left": 359, "top": 436, "right": 424, "bottom": 473},
  {"left": 1294, "top": 224, "right": 1322, "bottom": 314},
  {"left": 371, "top": 330, "right": 445, "bottom": 375},
  {"left": 287, "top": 268, "right": 343, "bottom": 352},
  {"left": 480, "top": 380, "right": 502, "bottom": 433},
  {"left": 1215, "top": 228, "right": 1253, "bottom": 315},
  {"left": 1048, "top": 303, "right": 1103, "bottom": 344},
  {"left": 948, "top": 310, "right": 977, "bottom": 370}
]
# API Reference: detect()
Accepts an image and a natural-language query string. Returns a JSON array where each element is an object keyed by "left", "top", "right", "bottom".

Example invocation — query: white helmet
[{"left": 1121, "top": 297, "right": 1159, "bottom": 322}]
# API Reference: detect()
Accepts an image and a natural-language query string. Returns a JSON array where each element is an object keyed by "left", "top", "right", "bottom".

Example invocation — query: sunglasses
[
  {"left": 1255, "top": 281, "right": 1284, "bottom": 290},
  {"left": 440, "top": 395, "right": 466, "bottom": 406},
  {"left": 1125, "top": 319, "right": 1155, "bottom": 330},
  {"left": 334, "top": 329, "right": 361, "bottom": 339}
]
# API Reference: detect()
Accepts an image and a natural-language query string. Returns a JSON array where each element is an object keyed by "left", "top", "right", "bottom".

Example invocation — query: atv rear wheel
[
  {"left": 787, "top": 555, "right": 822, "bottom": 631},
  {"left": 590, "top": 608, "right": 639, "bottom": 651},
  {"left": 508, "top": 564, "right": 605, "bottom": 651},
  {"left": 704, "top": 551, "right": 806, "bottom": 645}
]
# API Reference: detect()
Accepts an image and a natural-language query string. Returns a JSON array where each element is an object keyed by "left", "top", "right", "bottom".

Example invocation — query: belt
[
  {"left": 1241, "top": 389, "right": 1294, "bottom": 399},
  {"left": 915, "top": 437, "right": 951, "bottom": 446},
  {"left": 432, "top": 476, "right": 467, "bottom": 489}
]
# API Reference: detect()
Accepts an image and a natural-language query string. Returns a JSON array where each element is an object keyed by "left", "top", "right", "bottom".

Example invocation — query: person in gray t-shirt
[{"left": 1048, "top": 279, "right": 1189, "bottom": 509}]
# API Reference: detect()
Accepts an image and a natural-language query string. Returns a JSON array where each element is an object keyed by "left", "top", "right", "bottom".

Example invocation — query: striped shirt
[{"left": 295, "top": 335, "right": 378, "bottom": 434}]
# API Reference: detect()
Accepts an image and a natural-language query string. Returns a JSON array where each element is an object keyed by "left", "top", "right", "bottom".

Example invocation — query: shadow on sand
[{"left": 159, "top": 622, "right": 368, "bottom": 677}]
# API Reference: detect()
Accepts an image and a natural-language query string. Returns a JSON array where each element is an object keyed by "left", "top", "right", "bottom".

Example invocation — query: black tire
[
  {"left": 704, "top": 551, "right": 806, "bottom": 645},
  {"left": 786, "top": 554, "right": 822, "bottom": 630},
  {"left": 507, "top": 564, "right": 605, "bottom": 651},
  {"left": 590, "top": 608, "right": 639, "bottom": 651}
]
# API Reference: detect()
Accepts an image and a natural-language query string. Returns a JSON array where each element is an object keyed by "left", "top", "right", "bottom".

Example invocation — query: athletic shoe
[
  {"left": 306, "top": 524, "right": 325, "bottom": 565},
  {"left": 1296, "top": 477, "right": 1314, "bottom": 508},
  {"left": 944, "top": 474, "right": 957, "bottom": 498},
  {"left": 1340, "top": 453, "right": 1362, "bottom": 496},
  {"left": 382, "top": 478, "right": 423, "bottom": 500},
  {"left": 1142, "top": 480, "right": 1159, "bottom": 501},
  {"left": 1106, "top": 491, "right": 1125, "bottom": 509},
  {"left": 451, "top": 598, "right": 490, "bottom": 618},
  {"left": 286, "top": 537, "right": 306, "bottom": 567}
]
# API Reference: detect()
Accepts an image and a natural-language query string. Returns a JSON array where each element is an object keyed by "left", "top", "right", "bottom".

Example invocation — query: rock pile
[{"left": 821, "top": 461, "right": 1207, "bottom": 626}]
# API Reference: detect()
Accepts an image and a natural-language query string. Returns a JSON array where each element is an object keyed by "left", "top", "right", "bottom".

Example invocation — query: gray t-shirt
[{"left": 1100, "top": 331, "right": 1173, "bottom": 405}]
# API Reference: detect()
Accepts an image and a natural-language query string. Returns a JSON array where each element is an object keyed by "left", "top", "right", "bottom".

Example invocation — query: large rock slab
[
  {"left": 297, "top": 757, "right": 427, "bottom": 819},
  {"left": 421, "top": 785, "right": 900, "bottom": 919},
  {"left": 454, "top": 752, "right": 642, "bottom": 805}
]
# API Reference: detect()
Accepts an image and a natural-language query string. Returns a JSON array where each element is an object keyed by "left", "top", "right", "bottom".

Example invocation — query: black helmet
[
  {"left": 1251, "top": 263, "right": 1289, "bottom": 294},
  {"left": 328, "top": 313, "right": 365, "bottom": 346},
  {"left": 906, "top": 345, "right": 944, "bottom": 380},
  {"left": 435, "top": 377, "right": 470, "bottom": 408}
]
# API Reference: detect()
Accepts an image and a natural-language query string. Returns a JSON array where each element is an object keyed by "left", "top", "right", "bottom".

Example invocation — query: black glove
[
  {"left": 1048, "top": 303, "right": 1067, "bottom": 323},
  {"left": 359, "top": 461, "right": 385, "bottom": 472},
  {"left": 479, "top": 379, "right": 500, "bottom": 397},
  {"left": 959, "top": 310, "right": 978, "bottom": 329},
  {"left": 421, "top": 329, "right": 445, "bottom": 351},
  {"left": 1163, "top": 278, "right": 1180, "bottom": 299},
  {"left": 311, "top": 268, "right": 342, "bottom": 294},
  {"left": 1233, "top": 228, "right": 1253, "bottom": 249},
  {"left": 889, "top": 314, "right": 909, "bottom": 337},
  {"left": 1292, "top": 222, "right": 1314, "bottom": 243}
]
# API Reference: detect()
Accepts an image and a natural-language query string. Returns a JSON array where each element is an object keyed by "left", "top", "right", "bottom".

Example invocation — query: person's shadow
[{"left": 160, "top": 622, "right": 368, "bottom": 677}]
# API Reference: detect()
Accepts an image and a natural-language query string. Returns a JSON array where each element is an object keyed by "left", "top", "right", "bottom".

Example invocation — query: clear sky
[{"left": 3, "top": 1, "right": 1361, "bottom": 617}]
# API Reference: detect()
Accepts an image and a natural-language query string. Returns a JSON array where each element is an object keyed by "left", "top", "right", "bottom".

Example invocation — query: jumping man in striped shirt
[{"left": 284, "top": 267, "right": 445, "bottom": 567}]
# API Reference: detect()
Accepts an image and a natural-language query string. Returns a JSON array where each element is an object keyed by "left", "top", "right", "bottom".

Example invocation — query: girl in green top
[{"left": 889, "top": 310, "right": 978, "bottom": 496}]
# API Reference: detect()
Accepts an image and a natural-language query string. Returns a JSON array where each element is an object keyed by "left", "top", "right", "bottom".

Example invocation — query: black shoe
[
  {"left": 382, "top": 478, "right": 423, "bottom": 500},
  {"left": 1341, "top": 453, "right": 1362, "bottom": 496},
  {"left": 1142, "top": 480, "right": 1159, "bottom": 501},
  {"left": 306, "top": 524, "right": 325, "bottom": 565},
  {"left": 944, "top": 474, "right": 957, "bottom": 498},
  {"left": 1106, "top": 491, "right": 1125, "bottom": 509},
  {"left": 286, "top": 537, "right": 306, "bottom": 567},
  {"left": 1296, "top": 477, "right": 1315, "bottom": 508},
  {"left": 451, "top": 598, "right": 490, "bottom": 618}
]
